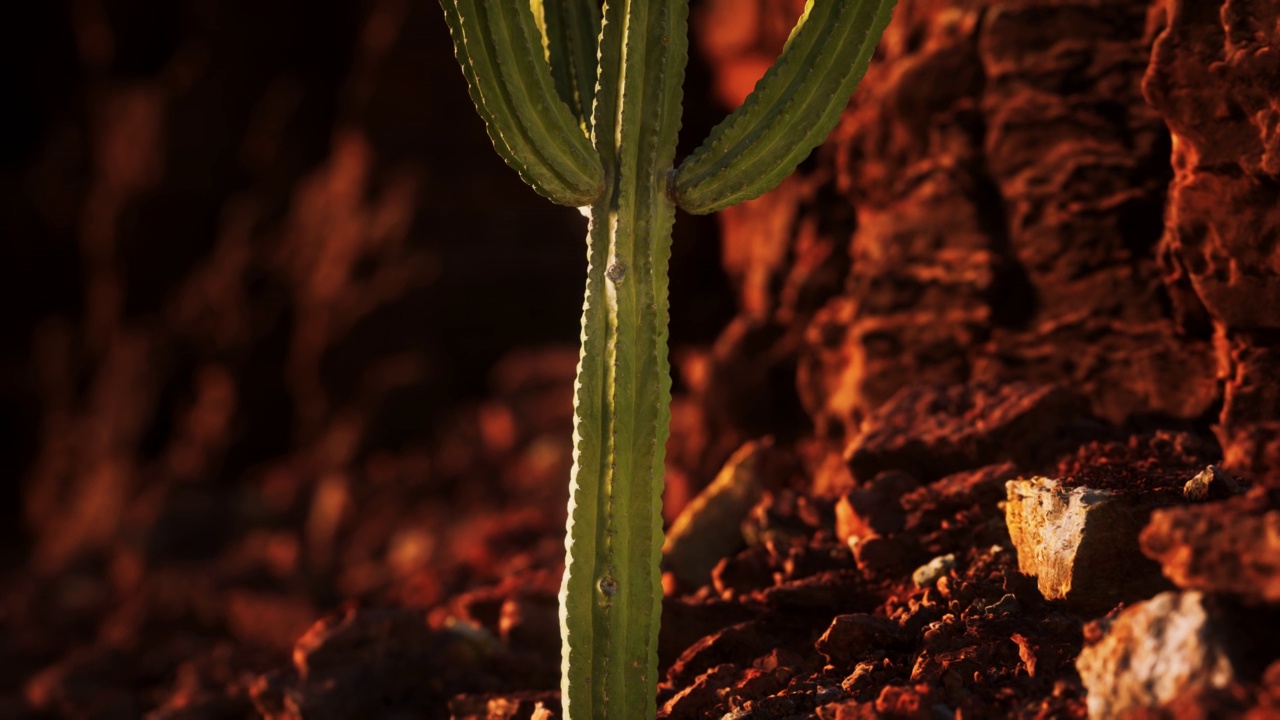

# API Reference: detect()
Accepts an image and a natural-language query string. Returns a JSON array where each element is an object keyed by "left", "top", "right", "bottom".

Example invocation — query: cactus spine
[{"left": 439, "top": 1, "right": 895, "bottom": 717}]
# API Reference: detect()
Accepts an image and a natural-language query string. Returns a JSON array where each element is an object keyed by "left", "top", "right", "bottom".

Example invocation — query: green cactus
[{"left": 439, "top": 0, "right": 895, "bottom": 717}]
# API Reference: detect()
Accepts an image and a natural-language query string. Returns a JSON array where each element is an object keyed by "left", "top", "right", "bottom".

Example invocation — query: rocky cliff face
[
  {"left": 700, "top": 0, "right": 1277, "bottom": 488},
  {"left": 687, "top": 2, "right": 1280, "bottom": 715},
  {"left": 1146, "top": 0, "right": 1280, "bottom": 483}
]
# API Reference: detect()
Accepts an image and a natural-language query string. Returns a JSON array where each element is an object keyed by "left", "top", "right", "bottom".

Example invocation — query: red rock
[
  {"left": 761, "top": 570, "right": 877, "bottom": 612},
  {"left": 1011, "top": 633, "right": 1038, "bottom": 678},
  {"left": 845, "top": 383, "right": 1083, "bottom": 483},
  {"left": 835, "top": 471, "right": 920, "bottom": 543},
  {"left": 909, "top": 645, "right": 986, "bottom": 686},
  {"left": 24, "top": 647, "right": 138, "bottom": 719},
  {"left": 816, "top": 614, "right": 905, "bottom": 666},
  {"left": 224, "top": 590, "right": 317, "bottom": 655},
  {"left": 840, "top": 661, "right": 887, "bottom": 698},
  {"left": 1052, "top": 432, "right": 1220, "bottom": 494},
  {"left": 657, "top": 663, "right": 739, "bottom": 720},
  {"left": 446, "top": 691, "right": 559, "bottom": 720},
  {"left": 854, "top": 536, "right": 909, "bottom": 575},
  {"left": 251, "top": 607, "right": 498, "bottom": 720},
  {"left": 1140, "top": 488, "right": 1280, "bottom": 602},
  {"left": 663, "top": 622, "right": 772, "bottom": 694},
  {"left": 816, "top": 698, "right": 880, "bottom": 720},
  {"left": 814, "top": 451, "right": 859, "bottom": 498},
  {"left": 658, "top": 597, "right": 761, "bottom": 673},
  {"left": 903, "top": 463, "right": 1018, "bottom": 526},
  {"left": 731, "top": 665, "right": 793, "bottom": 701},
  {"left": 1217, "top": 338, "right": 1280, "bottom": 487},
  {"left": 1145, "top": 0, "right": 1280, "bottom": 485},
  {"left": 873, "top": 684, "right": 937, "bottom": 720},
  {"left": 786, "top": 0, "right": 1222, "bottom": 432}
]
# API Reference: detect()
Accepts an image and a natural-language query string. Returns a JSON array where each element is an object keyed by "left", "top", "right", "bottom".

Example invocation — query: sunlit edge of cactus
[{"left": 438, "top": 1, "right": 897, "bottom": 717}]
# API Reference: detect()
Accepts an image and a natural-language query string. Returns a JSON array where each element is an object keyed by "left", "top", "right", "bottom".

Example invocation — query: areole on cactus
[{"left": 438, "top": 0, "right": 896, "bottom": 717}]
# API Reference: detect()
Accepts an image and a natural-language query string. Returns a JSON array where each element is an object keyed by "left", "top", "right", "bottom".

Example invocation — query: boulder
[
  {"left": 1140, "top": 488, "right": 1280, "bottom": 603},
  {"left": 1076, "top": 591, "right": 1268, "bottom": 719},
  {"left": 1005, "top": 476, "right": 1169, "bottom": 611}
]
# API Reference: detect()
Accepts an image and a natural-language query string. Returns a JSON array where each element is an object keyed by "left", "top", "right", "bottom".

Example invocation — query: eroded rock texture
[
  {"left": 800, "top": 0, "right": 1216, "bottom": 436},
  {"left": 1141, "top": 487, "right": 1280, "bottom": 603},
  {"left": 699, "top": 0, "right": 1277, "bottom": 486},
  {"left": 692, "top": 0, "right": 1280, "bottom": 714},
  {"left": 1145, "top": 0, "right": 1280, "bottom": 484}
]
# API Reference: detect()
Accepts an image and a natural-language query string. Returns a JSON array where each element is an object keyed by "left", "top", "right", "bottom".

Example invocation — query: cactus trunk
[
  {"left": 559, "top": 3, "right": 688, "bottom": 718},
  {"left": 440, "top": 0, "right": 895, "bottom": 714}
]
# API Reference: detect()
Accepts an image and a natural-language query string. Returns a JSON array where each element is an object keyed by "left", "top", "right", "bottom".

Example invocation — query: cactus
[{"left": 439, "top": 0, "right": 895, "bottom": 717}]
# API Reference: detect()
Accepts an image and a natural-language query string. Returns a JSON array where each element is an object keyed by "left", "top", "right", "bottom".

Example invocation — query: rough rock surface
[
  {"left": 773, "top": 0, "right": 1221, "bottom": 443},
  {"left": 1145, "top": 0, "right": 1280, "bottom": 482},
  {"left": 1183, "top": 464, "right": 1242, "bottom": 502},
  {"left": 250, "top": 608, "right": 499, "bottom": 719},
  {"left": 1141, "top": 488, "right": 1280, "bottom": 603},
  {"left": 1005, "top": 477, "right": 1170, "bottom": 610},
  {"left": 844, "top": 382, "right": 1083, "bottom": 483},
  {"left": 835, "top": 470, "right": 919, "bottom": 543},
  {"left": 703, "top": 0, "right": 1279, "bottom": 487},
  {"left": 1075, "top": 591, "right": 1278, "bottom": 719}
]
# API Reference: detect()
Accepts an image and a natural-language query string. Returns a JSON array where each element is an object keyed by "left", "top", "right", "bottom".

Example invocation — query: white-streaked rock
[
  {"left": 1004, "top": 476, "right": 1167, "bottom": 610},
  {"left": 1076, "top": 591, "right": 1235, "bottom": 719}
]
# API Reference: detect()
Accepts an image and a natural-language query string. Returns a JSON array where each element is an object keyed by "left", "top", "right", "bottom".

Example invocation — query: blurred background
[
  {"left": 0, "top": 0, "right": 736, "bottom": 571},
  {"left": 0, "top": 1, "right": 741, "bottom": 714}
]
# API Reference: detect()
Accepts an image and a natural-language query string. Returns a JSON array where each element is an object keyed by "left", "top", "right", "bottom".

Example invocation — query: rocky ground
[{"left": 3, "top": 0, "right": 1279, "bottom": 719}]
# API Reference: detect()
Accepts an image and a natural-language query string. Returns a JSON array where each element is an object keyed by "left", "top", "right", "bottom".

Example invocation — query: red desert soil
[{"left": 2, "top": 0, "right": 1279, "bottom": 719}]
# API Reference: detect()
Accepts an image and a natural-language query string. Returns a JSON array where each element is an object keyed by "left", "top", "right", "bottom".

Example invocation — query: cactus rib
[
  {"left": 535, "top": 0, "right": 602, "bottom": 132},
  {"left": 442, "top": 0, "right": 604, "bottom": 206},
  {"left": 672, "top": 0, "right": 896, "bottom": 214}
]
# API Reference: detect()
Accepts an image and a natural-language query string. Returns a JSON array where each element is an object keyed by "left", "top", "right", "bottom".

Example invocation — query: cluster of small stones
[{"left": 1001, "top": 464, "right": 1274, "bottom": 717}]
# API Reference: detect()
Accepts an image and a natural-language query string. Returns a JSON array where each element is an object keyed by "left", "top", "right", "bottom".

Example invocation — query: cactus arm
[
  {"left": 441, "top": 0, "right": 604, "bottom": 206},
  {"left": 559, "top": 1, "right": 688, "bottom": 718},
  {"left": 538, "top": 0, "right": 602, "bottom": 132},
  {"left": 672, "top": 0, "right": 896, "bottom": 214}
]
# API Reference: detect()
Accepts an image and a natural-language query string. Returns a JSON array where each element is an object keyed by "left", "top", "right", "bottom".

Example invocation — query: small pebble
[
  {"left": 912, "top": 554, "right": 956, "bottom": 588},
  {"left": 1183, "top": 465, "right": 1240, "bottom": 501}
]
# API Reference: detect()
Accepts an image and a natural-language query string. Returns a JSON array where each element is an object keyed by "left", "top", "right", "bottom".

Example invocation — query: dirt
[{"left": 3, "top": 0, "right": 1279, "bottom": 719}]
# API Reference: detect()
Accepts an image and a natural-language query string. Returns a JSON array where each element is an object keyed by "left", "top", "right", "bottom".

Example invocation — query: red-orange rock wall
[{"left": 697, "top": 0, "right": 1278, "bottom": 485}]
